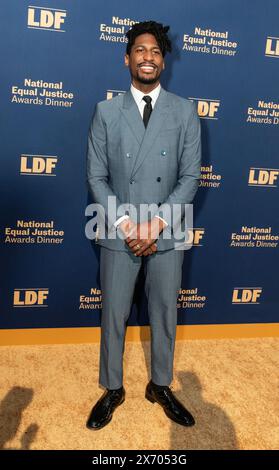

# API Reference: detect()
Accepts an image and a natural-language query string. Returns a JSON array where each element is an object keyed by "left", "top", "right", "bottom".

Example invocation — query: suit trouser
[{"left": 99, "top": 245, "right": 185, "bottom": 389}]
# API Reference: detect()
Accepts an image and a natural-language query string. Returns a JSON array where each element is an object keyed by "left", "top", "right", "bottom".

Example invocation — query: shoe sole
[
  {"left": 145, "top": 390, "right": 195, "bottom": 427},
  {"left": 86, "top": 396, "right": 125, "bottom": 431}
]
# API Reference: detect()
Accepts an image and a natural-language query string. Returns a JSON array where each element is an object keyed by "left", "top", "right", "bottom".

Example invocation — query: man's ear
[{"left": 124, "top": 54, "right": 129, "bottom": 67}]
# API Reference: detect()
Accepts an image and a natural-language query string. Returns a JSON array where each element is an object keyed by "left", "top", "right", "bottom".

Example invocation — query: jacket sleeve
[
  {"left": 86, "top": 103, "right": 128, "bottom": 233},
  {"left": 155, "top": 101, "right": 202, "bottom": 235}
]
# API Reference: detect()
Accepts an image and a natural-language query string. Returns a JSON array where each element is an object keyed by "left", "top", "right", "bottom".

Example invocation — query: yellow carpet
[{"left": 0, "top": 337, "right": 278, "bottom": 450}]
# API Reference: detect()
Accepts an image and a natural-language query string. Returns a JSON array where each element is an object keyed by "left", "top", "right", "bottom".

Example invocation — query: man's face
[{"left": 125, "top": 33, "right": 165, "bottom": 86}]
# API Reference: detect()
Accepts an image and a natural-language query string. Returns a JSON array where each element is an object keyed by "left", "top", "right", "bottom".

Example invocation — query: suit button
[
  {"left": 130, "top": 179, "right": 135, "bottom": 184},
  {"left": 157, "top": 177, "right": 161, "bottom": 182},
  {"left": 126, "top": 153, "right": 131, "bottom": 158},
  {"left": 161, "top": 150, "right": 167, "bottom": 156}
]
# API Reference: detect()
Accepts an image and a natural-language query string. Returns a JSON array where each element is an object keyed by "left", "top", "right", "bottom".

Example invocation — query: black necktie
[{"left": 142, "top": 95, "right": 152, "bottom": 128}]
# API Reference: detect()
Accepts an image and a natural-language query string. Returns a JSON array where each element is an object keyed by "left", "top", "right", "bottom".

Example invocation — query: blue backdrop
[{"left": 1, "top": 0, "right": 278, "bottom": 331}]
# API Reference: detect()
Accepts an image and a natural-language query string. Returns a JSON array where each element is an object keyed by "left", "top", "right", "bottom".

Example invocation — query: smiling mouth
[{"left": 138, "top": 64, "right": 157, "bottom": 73}]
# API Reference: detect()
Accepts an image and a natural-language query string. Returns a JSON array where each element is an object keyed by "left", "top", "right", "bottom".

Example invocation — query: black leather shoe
[
  {"left": 86, "top": 387, "right": 125, "bottom": 430},
  {"left": 145, "top": 380, "right": 195, "bottom": 427}
]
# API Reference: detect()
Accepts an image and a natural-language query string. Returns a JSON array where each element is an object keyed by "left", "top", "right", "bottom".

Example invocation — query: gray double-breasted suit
[{"left": 86, "top": 86, "right": 201, "bottom": 388}]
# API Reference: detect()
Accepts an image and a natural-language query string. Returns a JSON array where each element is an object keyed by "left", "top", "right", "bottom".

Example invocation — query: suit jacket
[{"left": 86, "top": 86, "right": 202, "bottom": 251}]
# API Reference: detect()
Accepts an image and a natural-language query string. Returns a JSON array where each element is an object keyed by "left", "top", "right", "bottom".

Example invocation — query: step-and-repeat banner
[{"left": 1, "top": 0, "right": 278, "bottom": 331}]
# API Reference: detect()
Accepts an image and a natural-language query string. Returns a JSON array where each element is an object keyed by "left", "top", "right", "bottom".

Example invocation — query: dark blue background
[{"left": 0, "top": 0, "right": 278, "bottom": 329}]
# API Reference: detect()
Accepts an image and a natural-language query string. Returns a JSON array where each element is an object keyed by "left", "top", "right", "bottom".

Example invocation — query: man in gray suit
[{"left": 86, "top": 21, "right": 201, "bottom": 430}]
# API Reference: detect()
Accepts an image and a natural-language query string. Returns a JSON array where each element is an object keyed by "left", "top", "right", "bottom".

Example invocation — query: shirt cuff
[
  {"left": 113, "top": 215, "right": 130, "bottom": 229},
  {"left": 154, "top": 215, "right": 168, "bottom": 227}
]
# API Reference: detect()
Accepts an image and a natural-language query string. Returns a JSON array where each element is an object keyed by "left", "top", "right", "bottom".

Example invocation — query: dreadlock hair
[{"left": 125, "top": 20, "right": 172, "bottom": 57}]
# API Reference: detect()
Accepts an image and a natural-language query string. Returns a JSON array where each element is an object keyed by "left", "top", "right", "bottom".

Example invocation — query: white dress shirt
[
  {"left": 114, "top": 82, "right": 168, "bottom": 230},
  {"left": 130, "top": 82, "right": 161, "bottom": 118}
]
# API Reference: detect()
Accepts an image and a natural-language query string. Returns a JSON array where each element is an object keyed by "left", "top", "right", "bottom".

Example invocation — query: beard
[
  {"left": 132, "top": 68, "right": 161, "bottom": 85},
  {"left": 136, "top": 75, "right": 159, "bottom": 84}
]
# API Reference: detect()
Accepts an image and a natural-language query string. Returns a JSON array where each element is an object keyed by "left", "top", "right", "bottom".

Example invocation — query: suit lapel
[
  {"left": 131, "top": 87, "right": 170, "bottom": 177},
  {"left": 120, "top": 87, "right": 170, "bottom": 177},
  {"left": 120, "top": 90, "right": 145, "bottom": 145}
]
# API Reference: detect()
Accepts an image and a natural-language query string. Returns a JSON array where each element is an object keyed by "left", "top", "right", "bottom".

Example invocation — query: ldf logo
[
  {"left": 232, "top": 288, "right": 262, "bottom": 304},
  {"left": 248, "top": 168, "right": 279, "bottom": 187},
  {"left": 185, "top": 228, "right": 205, "bottom": 247},
  {"left": 13, "top": 289, "right": 49, "bottom": 307},
  {"left": 265, "top": 36, "right": 279, "bottom": 58},
  {"left": 28, "top": 6, "right": 67, "bottom": 32},
  {"left": 189, "top": 98, "right": 220, "bottom": 119},
  {"left": 106, "top": 89, "right": 125, "bottom": 100},
  {"left": 20, "top": 155, "right": 58, "bottom": 176}
]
